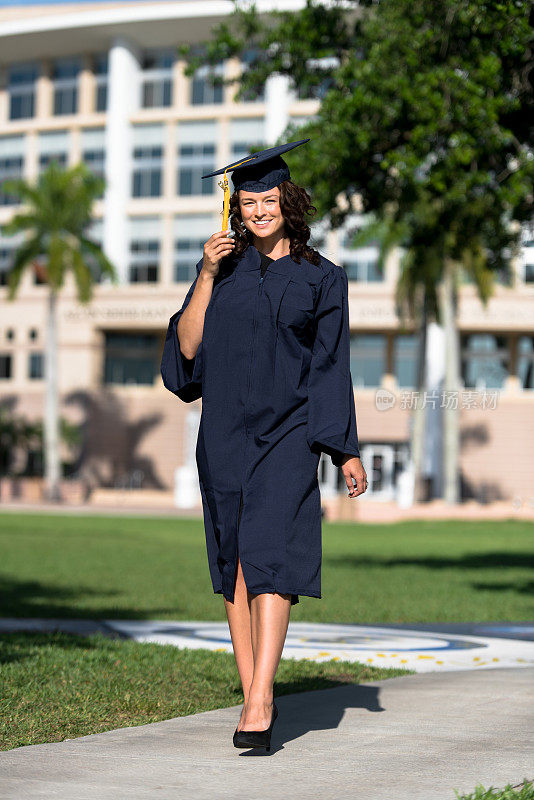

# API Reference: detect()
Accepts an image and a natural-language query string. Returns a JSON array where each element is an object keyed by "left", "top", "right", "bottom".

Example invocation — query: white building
[{"left": 0, "top": 1, "right": 533, "bottom": 509}]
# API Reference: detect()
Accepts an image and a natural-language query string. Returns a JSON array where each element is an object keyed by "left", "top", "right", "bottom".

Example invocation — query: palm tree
[
  {"left": 349, "top": 213, "right": 501, "bottom": 505},
  {"left": 3, "top": 160, "right": 118, "bottom": 502},
  {"left": 347, "top": 216, "right": 429, "bottom": 503}
]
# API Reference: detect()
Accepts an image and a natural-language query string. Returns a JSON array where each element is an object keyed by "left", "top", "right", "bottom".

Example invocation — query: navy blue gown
[{"left": 161, "top": 243, "right": 360, "bottom": 605}]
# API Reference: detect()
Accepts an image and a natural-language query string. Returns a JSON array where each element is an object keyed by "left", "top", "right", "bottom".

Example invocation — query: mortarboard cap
[{"left": 201, "top": 138, "right": 310, "bottom": 193}]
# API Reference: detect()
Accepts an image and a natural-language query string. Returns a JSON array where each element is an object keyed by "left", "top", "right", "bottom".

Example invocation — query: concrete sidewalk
[{"left": 1, "top": 667, "right": 532, "bottom": 800}]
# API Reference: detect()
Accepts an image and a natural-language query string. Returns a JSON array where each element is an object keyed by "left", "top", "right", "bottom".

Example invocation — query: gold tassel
[{"left": 218, "top": 156, "right": 258, "bottom": 232}]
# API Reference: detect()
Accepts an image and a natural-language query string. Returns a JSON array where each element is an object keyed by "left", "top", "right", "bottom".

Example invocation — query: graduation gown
[{"left": 161, "top": 243, "right": 360, "bottom": 604}]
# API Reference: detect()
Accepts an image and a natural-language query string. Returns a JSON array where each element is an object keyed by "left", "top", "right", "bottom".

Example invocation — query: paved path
[
  {"left": 1, "top": 667, "right": 532, "bottom": 800},
  {"left": 2, "top": 618, "right": 533, "bottom": 672}
]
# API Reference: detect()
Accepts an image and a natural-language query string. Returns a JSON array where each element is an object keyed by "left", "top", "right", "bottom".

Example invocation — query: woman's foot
[
  {"left": 239, "top": 694, "right": 274, "bottom": 732},
  {"left": 236, "top": 703, "right": 247, "bottom": 732}
]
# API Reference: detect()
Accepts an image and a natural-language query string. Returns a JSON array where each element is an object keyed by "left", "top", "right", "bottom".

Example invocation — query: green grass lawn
[
  {"left": 455, "top": 781, "right": 534, "bottom": 800},
  {"left": 0, "top": 512, "right": 532, "bottom": 753},
  {"left": 0, "top": 631, "right": 409, "bottom": 750},
  {"left": 0, "top": 511, "right": 532, "bottom": 622}
]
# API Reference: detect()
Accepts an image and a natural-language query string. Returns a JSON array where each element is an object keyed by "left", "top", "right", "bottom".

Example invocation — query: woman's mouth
[{"left": 253, "top": 220, "right": 272, "bottom": 227}]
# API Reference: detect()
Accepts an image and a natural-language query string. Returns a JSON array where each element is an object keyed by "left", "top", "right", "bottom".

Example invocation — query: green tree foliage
[
  {"left": 3, "top": 160, "right": 116, "bottom": 301},
  {"left": 2, "top": 160, "right": 117, "bottom": 500},
  {"left": 0, "top": 404, "right": 80, "bottom": 477},
  {"left": 181, "top": 0, "right": 533, "bottom": 321}
]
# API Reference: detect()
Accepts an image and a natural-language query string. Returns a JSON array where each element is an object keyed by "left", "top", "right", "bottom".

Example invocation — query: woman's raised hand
[{"left": 202, "top": 229, "right": 236, "bottom": 277}]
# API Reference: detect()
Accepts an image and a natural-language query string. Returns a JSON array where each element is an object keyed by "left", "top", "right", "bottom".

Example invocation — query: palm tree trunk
[
  {"left": 411, "top": 292, "right": 428, "bottom": 502},
  {"left": 44, "top": 287, "right": 61, "bottom": 502},
  {"left": 439, "top": 257, "right": 460, "bottom": 504}
]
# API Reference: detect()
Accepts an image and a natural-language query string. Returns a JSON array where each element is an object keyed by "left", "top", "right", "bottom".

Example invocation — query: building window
[
  {"left": 339, "top": 228, "right": 382, "bottom": 282},
  {"left": 174, "top": 239, "right": 206, "bottom": 282},
  {"left": 176, "top": 122, "right": 217, "bottom": 196},
  {"left": 129, "top": 240, "right": 159, "bottom": 282},
  {"left": 355, "top": 442, "right": 410, "bottom": 501},
  {"left": 190, "top": 47, "right": 224, "bottom": 105},
  {"left": 394, "top": 334, "right": 419, "bottom": 388},
  {"left": 83, "top": 219, "right": 106, "bottom": 283},
  {"left": 6, "top": 328, "right": 15, "bottom": 341},
  {"left": 517, "top": 335, "right": 534, "bottom": 390},
  {"left": 29, "top": 328, "right": 38, "bottom": 340},
  {"left": 0, "top": 252, "right": 8, "bottom": 287},
  {"left": 132, "top": 124, "right": 164, "bottom": 198},
  {"left": 178, "top": 144, "right": 215, "bottom": 195},
  {"left": 229, "top": 117, "right": 264, "bottom": 162},
  {"left": 94, "top": 53, "right": 108, "bottom": 111},
  {"left": 342, "top": 257, "right": 381, "bottom": 282},
  {"left": 81, "top": 128, "right": 105, "bottom": 197},
  {"left": 461, "top": 334, "right": 509, "bottom": 389},
  {"left": 174, "top": 215, "right": 216, "bottom": 282},
  {"left": 132, "top": 146, "right": 163, "bottom": 197},
  {"left": 350, "top": 333, "right": 386, "bottom": 388},
  {"left": 0, "top": 136, "right": 24, "bottom": 206},
  {"left": 8, "top": 62, "right": 38, "bottom": 120},
  {"left": 128, "top": 217, "right": 161, "bottom": 283},
  {"left": 52, "top": 57, "right": 81, "bottom": 115},
  {"left": 39, "top": 152, "right": 67, "bottom": 172},
  {"left": 29, "top": 352, "right": 44, "bottom": 379},
  {"left": 0, "top": 231, "right": 24, "bottom": 286},
  {"left": 38, "top": 130, "right": 69, "bottom": 174},
  {"left": 104, "top": 332, "right": 160, "bottom": 385},
  {"left": 0, "top": 354, "right": 12, "bottom": 379},
  {"left": 0, "top": 156, "right": 23, "bottom": 206},
  {"left": 25, "top": 450, "right": 43, "bottom": 477},
  {"left": 459, "top": 265, "right": 511, "bottom": 286},
  {"left": 141, "top": 50, "right": 174, "bottom": 108},
  {"left": 521, "top": 241, "right": 534, "bottom": 283},
  {"left": 83, "top": 148, "right": 105, "bottom": 180}
]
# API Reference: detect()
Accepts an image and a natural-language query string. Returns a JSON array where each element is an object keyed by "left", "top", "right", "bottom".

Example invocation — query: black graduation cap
[{"left": 201, "top": 138, "right": 310, "bottom": 192}]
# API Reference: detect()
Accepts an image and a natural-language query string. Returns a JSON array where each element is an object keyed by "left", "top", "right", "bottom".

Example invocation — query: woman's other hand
[
  {"left": 202, "top": 229, "right": 236, "bottom": 277},
  {"left": 342, "top": 456, "right": 368, "bottom": 498}
]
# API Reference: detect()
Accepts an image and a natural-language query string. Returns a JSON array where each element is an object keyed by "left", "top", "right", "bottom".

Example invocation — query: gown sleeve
[
  {"left": 306, "top": 265, "right": 361, "bottom": 468},
  {"left": 160, "top": 259, "right": 204, "bottom": 403}
]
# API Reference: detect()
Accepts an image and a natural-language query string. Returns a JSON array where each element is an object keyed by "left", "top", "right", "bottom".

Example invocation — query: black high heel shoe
[{"left": 233, "top": 702, "right": 278, "bottom": 752}]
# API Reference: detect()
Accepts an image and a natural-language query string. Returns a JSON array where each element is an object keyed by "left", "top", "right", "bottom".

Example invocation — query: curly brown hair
[{"left": 227, "top": 180, "right": 321, "bottom": 267}]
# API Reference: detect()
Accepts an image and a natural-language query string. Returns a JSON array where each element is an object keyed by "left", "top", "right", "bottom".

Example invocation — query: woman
[{"left": 161, "top": 140, "right": 367, "bottom": 752}]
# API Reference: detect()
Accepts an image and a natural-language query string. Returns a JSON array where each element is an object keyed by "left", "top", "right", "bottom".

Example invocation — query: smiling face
[{"left": 238, "top": 186, "right": 285, "bottom": 239}]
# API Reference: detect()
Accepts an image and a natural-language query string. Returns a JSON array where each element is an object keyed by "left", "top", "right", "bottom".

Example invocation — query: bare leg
[
  {"left": 240, "top": 590, "right": 291, "bottom": 731},
  {"left": 223, "top": 554, "right": 254, "bottom": 730}
]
